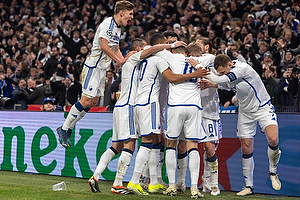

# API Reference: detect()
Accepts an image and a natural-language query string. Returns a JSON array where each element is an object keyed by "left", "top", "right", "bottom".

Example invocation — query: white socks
[
  {"left": 242, "top": 154, "right": 254, "bottom": 187},
  {"left": 113, "top": 150, "right": 133, "bottom": 186},
  {"left": 189, "top": 149, "right": 200, "bottom": 189},
  {"left": 131, "top": 145, "right": 151, "bottom": 185},
  {"left": 268, "top": 145, "right": 281, "bottom": 174},
  {"left": 93, "top": 147, "right": 117, "bottom": 181},
  {"left": 177, "top": 152, "right": 188, "bottom": 184},
  {"left": 165, "top": 148, "right": 177, "bottom": 185},
  {"left": 62, "top": 102, "right": 88, "bottom": 130},
  {"left": 149, "top": 148, "right": 159, "bottom": 186}
]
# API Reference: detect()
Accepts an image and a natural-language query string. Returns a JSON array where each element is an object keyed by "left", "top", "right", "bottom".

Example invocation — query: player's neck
[{"left": 113, "top": 15, "right": 121, "bottom": 28}]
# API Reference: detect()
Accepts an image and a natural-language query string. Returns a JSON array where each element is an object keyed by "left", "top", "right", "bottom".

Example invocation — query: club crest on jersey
[{"left": 106, "top": 30, "right": 112, "bottom": 37}]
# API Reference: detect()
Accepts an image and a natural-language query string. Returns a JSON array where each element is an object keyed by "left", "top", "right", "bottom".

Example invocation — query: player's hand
[
  {"left": 194, "top": 67, "right": 210, "bottom": 78},
  {"left": 198, "top": 79, "right": 217, "bottom": 89},
  {"left": 187, "top": 58, "right": 199, "bottom": 68},
  {"left": 173, "top": 41, "right": 187, "bottom": 48}
]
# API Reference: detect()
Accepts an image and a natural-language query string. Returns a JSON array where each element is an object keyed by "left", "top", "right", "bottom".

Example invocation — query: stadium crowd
[{"left": 0, "top": 0, "right": 299, "bottom": 112}]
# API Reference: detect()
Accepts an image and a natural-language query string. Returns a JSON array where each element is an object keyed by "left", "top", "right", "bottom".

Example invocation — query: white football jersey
[
  {"left": 165, "top": 53, "right": 202, "bottom": 108},
  {"left": 192, "top": 54, "right": 220, "bottom": 120},
  {"left": 135, "top": 55, "right": 169, "bottom": 105},
  {"left": 221, "top": 60, "right": 271, "bottom": 112},
  {"left": 88, "top": 17, "right": 121, "bottom": 70},
  {"left": 115, "top": 51, "right": 142, "bottom": 107}
]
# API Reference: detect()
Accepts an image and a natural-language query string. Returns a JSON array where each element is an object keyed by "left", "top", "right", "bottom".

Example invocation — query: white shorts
[
  {"left": 81, "top": 65, "right": 106, "bottom": 98},
  {"left": 165, "top": 105, "right": 206, "bottom": 141},
  {"left": 112, "top": 105, "right": 138, "bottom": 142},
  {"left": 201, "top": 118, "right": 222, "bottom": 143},
  {"left": 237, "top": 103, "right": 278, "bottom": 139},
  {"left": 134, "top": 102, "right": 161, "bottom": 136}
]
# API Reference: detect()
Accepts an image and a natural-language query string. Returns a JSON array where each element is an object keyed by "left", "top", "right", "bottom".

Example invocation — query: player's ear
[
  {"left": 120, "top": 10, "right": 124, "bottom": 17},
  {"left": 228, "top": 62, "right": 233, "bottom": 68}
]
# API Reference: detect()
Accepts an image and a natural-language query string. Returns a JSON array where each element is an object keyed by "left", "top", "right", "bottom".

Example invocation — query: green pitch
[{"left": 0, "top": 170, "right": 298, "bottom": 200}]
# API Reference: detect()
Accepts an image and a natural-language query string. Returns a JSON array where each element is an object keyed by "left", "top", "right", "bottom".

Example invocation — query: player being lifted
[{"left": 56, "top": 1, "right": 134, "bottom": 148}]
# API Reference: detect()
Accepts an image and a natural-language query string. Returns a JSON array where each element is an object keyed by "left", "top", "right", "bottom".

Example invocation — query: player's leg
[
  {"left": 163, "top": 139, "right": 177, "bottom": 196},
  {"left": 176, "top": 139, "right": 187, "bottom": 193},
  {"left": 204, "top": 141, "right": 220, "bottom": 196},
  {"left": 237, "top": 138, "right": 255, "bottom": 196},
  {"left": 111, "top": 139, "right": 136, "bottom": 194},
  {"left": 264, "top": 124, "right": 281, "bottom": 190},
  {"left": 258, "top": 104, "right": 281, "bottom": 191},
  {"left": 57, "top": 65, "right": 101, "bottom": 148},
  {"left": 148, "top": 133, "right": 167, "bottom": 193},
  {"left": 127, "top": 134, "right": 153, "bottom": 195},
  {"left": 187, "top": 141, "right": 204, "bottom": 199},
  {"left": 89, "top": 141, "right": 123, "bottom": 193}
]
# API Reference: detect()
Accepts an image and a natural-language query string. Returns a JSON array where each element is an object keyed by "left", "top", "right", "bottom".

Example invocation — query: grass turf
[{"left": 0, "top": 170, "right": 299, "bottom": 200}]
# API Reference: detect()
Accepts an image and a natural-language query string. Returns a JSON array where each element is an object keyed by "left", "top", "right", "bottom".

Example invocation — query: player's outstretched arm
[
  {"left": 140, "top": 41, "right": 187, "bottom": 60},
  {"left": 162, "top": 67, "right": 209, "bottom": 84}
]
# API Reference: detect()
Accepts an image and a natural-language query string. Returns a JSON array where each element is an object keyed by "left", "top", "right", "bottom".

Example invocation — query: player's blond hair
[
  {"left": 186, "top": 42, "right": 202, "bottom": 56},
  {"left": 115, "top": 1, "right": 134, "bottom": 14}
]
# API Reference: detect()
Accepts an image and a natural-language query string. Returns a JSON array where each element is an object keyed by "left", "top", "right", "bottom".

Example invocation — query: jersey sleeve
[
  {"left": 207, "top": 71, "right": 231, "bottom": 85},
  {"left": 98, "top": 19, "right": 111, "bottom": 41},
  {"left": 127, "top": 51, "right": 142, "bottom": 64},
  {"left": 157, "top": 57, "right": 169, "bottom": 73},
  {"left": 226, "top": 63, "right": 246, "bottom": 82}
]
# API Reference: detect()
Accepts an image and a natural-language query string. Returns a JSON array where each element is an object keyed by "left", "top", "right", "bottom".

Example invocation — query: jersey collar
[{"left": 113, "top": 17, "right": 121, "bottom": 28}]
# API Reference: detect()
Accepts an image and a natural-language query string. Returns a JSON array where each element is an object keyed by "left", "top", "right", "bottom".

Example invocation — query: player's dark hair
[
  {"left": 171, "top": 46, "right": 186, "bottom": 54},
  {"left": 131, "top": 38, "right": 145, "bottom": 50},
  {"left": 115, "top": 0, "right": 134, "bottom": 14},
  {"left": 214, "top": 54, "right": 232, "bottom": 70},
  {"left": 162, "top": 30, "right": 179, "bottom": 41},
  {"left": 150, "top": 33, "right": 166, "bottom": 46}
]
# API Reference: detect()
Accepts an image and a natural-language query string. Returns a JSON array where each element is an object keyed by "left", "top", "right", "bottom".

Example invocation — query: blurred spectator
[
  {"left": 104, "top": 69, "right": 116, "bottom": 111},
  {"left": 53, "top": 74, "right": 81, "bottom": 107},
  {"left": 24, "top": 79, "right": 47, "bottom": 104},
  {"left": 16, "top": 61, "right": 30, "bottom": 79},
  {"left": 0, "top": 69, "right": 14, "bottom": 98},
  {"left": 262, "top": 66, "right": 280, "bottom": 106},
  {"left": 12, "top": 78, "right": 28, "bottom": 110},
  {"left": 41, "top": 97, "right": 64, "bottom": 111},
  {"left": 277, "top": 50, "right": 296, "bottom": 78},
  {"left": 27, "top": 68, "right": 38, "bottom": 80},
  {"left": 274, "top": 65, "right": 295, "bottom": 110},
  {"left": 43, "top": 46, "right": 68, "bottom": 80},
  {"left": 288, "top": 54, "right": 300, "bottom": 112},
  {"left": 55, "top": 18, "right": 85, "bottom": 60}
]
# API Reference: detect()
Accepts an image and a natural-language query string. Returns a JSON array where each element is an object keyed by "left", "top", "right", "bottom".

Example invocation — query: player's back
[
  {"left": 167, "top": 53, "right": 201, "bottom": 107},
  {"left": 115, "top": 51, "right": 142, "bottom": 107},
  {"left": 135, "top": 55, "right": 168, "bottom": 106}
]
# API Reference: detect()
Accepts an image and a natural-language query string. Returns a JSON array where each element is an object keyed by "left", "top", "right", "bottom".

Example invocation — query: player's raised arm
[{"left": 140, "top": 41, "right": 187, "bottom": 60}]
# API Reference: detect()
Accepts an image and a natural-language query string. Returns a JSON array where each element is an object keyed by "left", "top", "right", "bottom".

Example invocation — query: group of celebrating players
[{"left": 55, "top": 1, "right": 282, "bottom": 198}]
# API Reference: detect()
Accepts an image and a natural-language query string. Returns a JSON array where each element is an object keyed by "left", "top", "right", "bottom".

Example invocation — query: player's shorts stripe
[
  {"left": 129, "top": 105, "right": 135, "bottom": 135},
  {"left": 226, "top": 72, "right": 237, "bottom": 82},
  {"left": 151, "top": 102, "right": 156, "bottom": 129},
  {"left": 83, "top": 68, "right": 94, "bottom": 90},
  {"left": 164, "top": 105, "right": 168, "bottom": 131}
]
